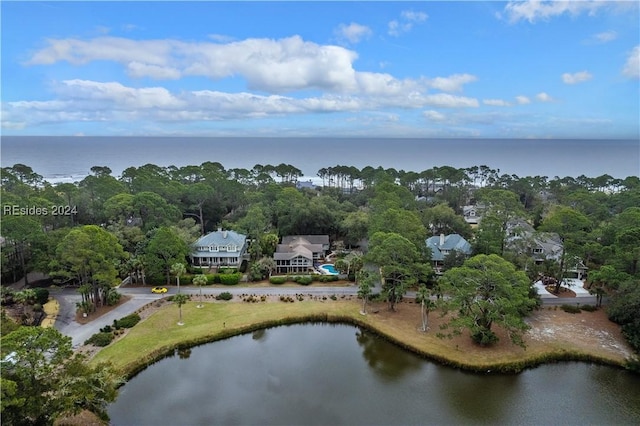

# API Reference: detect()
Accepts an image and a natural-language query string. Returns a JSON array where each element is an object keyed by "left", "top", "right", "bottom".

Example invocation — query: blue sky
[{"left": 1, "top": 1, "right": 639, "bottom": 138}]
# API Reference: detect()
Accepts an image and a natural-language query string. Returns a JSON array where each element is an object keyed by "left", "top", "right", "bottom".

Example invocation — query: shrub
[
  {"left": 318, "top": 275, "right": 339, "bottom": 282},
  {"left": 560, "top": 304, "right": 582, "bottom": 314},
  {"left": 100, "top": 325, "right": 113, "bottom": 333},
  {"left": 33, "top": 288, "right": 49, "bottom": 305},
  {"left": 216, "top": 292, "right": 233, "bottom": 301},
  {"left": 85, "top": 332, "right": 114, "bottom": 347},
  {"left": 270, "top": 276, "right": 287, "bottom": 285},
  {"left": 294, "top": 276, "right": 313, "bottom": 285},
  {"left": 580, "top": 304, "right": 598, "bottom": 312},
  {"left": 330, "top": 295, "right": 337, "bottom": 301},
  {"left": 219, "top": 267, "right": 238, "bottom": 274},
  {"left": 114, "top": 313, "right": 141, "bottom": 329},
  {"left": 219, "top": 273, "right": 242, "bottom": 285}
]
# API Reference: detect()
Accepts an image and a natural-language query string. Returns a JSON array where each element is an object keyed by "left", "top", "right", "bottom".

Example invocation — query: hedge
[{"left": 269, "top": 276, "right": 287, "bottom": 284}]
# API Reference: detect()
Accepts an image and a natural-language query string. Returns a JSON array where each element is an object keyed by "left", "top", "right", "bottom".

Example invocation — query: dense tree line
[{"left": 2, "top": 161, "right": 639, "bottom": 352}]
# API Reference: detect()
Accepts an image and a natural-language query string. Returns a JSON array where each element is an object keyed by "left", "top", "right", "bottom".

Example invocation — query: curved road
[{"left": 51, "top": 284, "right": 598, "bottom": 348}]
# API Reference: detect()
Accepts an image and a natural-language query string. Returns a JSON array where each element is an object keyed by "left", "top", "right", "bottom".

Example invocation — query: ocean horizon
[{"left": 1, "top": 136, "right": 638, "bottom": 183}]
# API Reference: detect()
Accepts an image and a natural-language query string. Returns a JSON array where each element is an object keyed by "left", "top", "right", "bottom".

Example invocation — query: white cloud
[
  {"left": 388, "top": 10, "right": 427, "bottom": 36},
  {"left": 427, "top": 73, "right": 477, "bottom": 92},
  {"left": 535, "top": 92, "right": 553, "bottom": 102},
  {"left": 562, "top": 71, "right": 593, "bottom": 84},
  {"left": 422, "top": 94, "right": 479, "bottom": 108},
  {"left": 334, "top": 22, "right": 372, "bottom": 44},
  {"left": 515, "top": 95, "right": 531, "bottom": 105},
  {"left": 26, "top": 36, "right": 363, "bottom": 93},
  {"left": 423, "top": 110, "right": 446, "bottom": 121},
  {"left": 401, "top": 10, "right": 428, "bottom": 23},
  {"left": 483, "top": 99, "right": 511, "bottom": 107},
  {"left": 622, "top": 45, "right": 640, "bottom": 79},
  {"left": 592, "top": 30, "right": 618, "bottom": 43},
  {"left": 500, "top": 1, "right": 632, "bottom": 24}
]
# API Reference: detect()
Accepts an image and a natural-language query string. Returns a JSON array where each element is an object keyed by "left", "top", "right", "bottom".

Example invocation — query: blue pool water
[{"left": 320, "top": 264, "right": 339, "bottom": 275}]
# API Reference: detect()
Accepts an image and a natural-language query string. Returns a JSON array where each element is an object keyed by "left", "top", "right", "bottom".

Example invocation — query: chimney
[
  {"left": 223, "top": 230, "right": 228, "bottom": 239},
  {"left": 439, "top": 234, "right": 445, "bottom": 247}
]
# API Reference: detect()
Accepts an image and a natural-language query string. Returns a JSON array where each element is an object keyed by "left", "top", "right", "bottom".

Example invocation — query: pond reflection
[{"left": 108, "top": 324, "right": 640, "bottom": 426}]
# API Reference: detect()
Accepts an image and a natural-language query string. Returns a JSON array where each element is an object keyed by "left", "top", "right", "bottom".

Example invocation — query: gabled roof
[
  {"left": 282, "top": 235, "right": 329, "bottom": 246},
  {"left": 193, "top": 229, "right": 246, "bottom": 248},
  {"left": 191, "top": 229, "right": 247, "bottom": 258},
  {"left": 425, "top": 234, "right": 472, "bottom": 261},
  {"left": 274, "top": 245, "right": 313, "bottom": 261}
]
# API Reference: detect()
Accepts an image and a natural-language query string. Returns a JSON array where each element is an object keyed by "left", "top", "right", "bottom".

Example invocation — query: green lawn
[{"left": 91, "top": 299, "right": 627, "bottom": 377}]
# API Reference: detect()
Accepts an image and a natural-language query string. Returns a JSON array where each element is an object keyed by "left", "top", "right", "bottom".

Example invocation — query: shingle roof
[
  {"left": 191, "top": 229, "right": 247, "bottom": 257},
  {"left": 281, "top": 235, "right": 329, "bottom": 246},
  {"left": 425, "top": 234, "right": 472, "bottom": 261}
]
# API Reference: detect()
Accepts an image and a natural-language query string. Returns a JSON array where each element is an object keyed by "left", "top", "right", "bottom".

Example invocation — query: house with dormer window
[{"left": 190, "top": 228, "right": 248, "bottom": 268}]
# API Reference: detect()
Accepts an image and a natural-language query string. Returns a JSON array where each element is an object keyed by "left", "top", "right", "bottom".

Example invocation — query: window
[{"left": 533, "top": 248, "right": 543, "bottom": 254}]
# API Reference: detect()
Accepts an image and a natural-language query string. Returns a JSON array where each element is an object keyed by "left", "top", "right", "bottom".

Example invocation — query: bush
[
  {"left": 580, "top": 304, "right": 598, "bottom": 312},
  {"left": 219, "top": 273, "right": 242, "bottom": 285},
  {"left": 114, "top": 313, "right": 141, "bottom": 329},
  {"left": 294, "top": 276, "right": 313, "bottom": 285},
  {"left": 100, "top": 325, "right": 113, "bottom": 333},
  {"left": 33, "top": 288, "right": 49, "bottom": 305},
  {"left": 560, "top": 304, "right": 582, "bottom": 314},
  {"left": 330, "top": 295, "right": 337, "bottom": 301},
  {"left": 216, "top": 292, "right": 233, "bottom": 301},
  {"left": 219, "top": 267, "right": 238, "bottom": 274},
  {"left": 270, "top": 276, "right": 287, "bottom": 285},
  {"left": 318, "top": 275, "right": 339, "bottom": 282},
  {"left": 85, "top": 332, "right": 114, "bottom": 347}
]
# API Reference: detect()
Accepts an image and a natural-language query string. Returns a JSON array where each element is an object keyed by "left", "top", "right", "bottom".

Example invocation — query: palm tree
[
  {"left": 416, "top": 285, "right": 435, "bottom": 332},
  {"left": 192, "top": 274, "right": 208, "bottom": 308},
  {"left": 170, "top": 263, "right": 186, "bottom": 294},
  {"left": 173, "top": 293, "right": 189, "bottom": 325}
]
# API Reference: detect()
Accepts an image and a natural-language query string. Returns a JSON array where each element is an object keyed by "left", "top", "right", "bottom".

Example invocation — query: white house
[{"left": 190, "top": 228, "right": 248, "bottom": 268}]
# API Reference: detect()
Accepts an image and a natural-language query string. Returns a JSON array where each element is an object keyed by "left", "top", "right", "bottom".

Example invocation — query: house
[
  {"left": 190, "top": 228, "right": 248, "bottom": 268},
  {"left": 505, "top": 219, "right": 563, "bottom": 264},
  {"left": 425, "top": 234, "right": 472, "bottom": 274},
  {"left": 281, "top": 235, "right": 330, "bottom": 253},
  {"left": 274, "top": 235, "right": 329, "bottom": 274},
  {"left": 462, "top": 204, "right": 484, "bottom": 226}
]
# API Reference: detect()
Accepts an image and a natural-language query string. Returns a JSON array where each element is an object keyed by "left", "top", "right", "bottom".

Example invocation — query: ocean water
[{"left": 1, "top": 136, "right": 638, "bottom": 183}]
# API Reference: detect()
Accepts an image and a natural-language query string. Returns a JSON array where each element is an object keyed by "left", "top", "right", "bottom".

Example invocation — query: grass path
[{"left": 91, "top": 298, "right": 630, "bottom": 377}]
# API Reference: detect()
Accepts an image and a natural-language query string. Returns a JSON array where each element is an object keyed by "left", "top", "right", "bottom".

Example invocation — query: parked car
[{"left": 151, "top": 287, "right": 168, "bottom": 294}]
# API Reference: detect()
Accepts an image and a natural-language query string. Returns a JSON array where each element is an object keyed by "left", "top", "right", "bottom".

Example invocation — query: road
[{"left": 50, "top": 284, "right": 599, "bottom": 347}]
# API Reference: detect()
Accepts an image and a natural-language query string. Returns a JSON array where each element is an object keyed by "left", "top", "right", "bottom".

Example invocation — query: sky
[{"left": 1, "top": 1, "right": 639, "bottom": 138}]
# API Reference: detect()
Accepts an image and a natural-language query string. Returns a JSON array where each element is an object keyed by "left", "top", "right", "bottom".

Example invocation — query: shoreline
[{"left": 89, "top": 298, "right": 634, "bottom": 379}]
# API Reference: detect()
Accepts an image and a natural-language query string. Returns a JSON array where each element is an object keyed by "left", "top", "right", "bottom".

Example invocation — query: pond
[{"left": 108, "top": 323, "right": 640, "bottom": 425}]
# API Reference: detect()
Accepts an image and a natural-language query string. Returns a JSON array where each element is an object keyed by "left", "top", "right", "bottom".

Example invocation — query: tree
[
  {"left": 366, "top": 232, "right": 432, "bottom": 311},
  {"left": 416, "top": 284, "right": 435, "bottom": 332},
  {"left": 439, "top": 254, "right": 537, "bottom": 347},
  {"left": 170, "top": 262, "right": 187, "bottom": 294},
  {"left": 173, "top": 293, "right": 189, "bottom": 325},
  {"left": 607, "top": 279, "right": 640, "bottom": 352},
  {"left": 0, "top": 326, "right": 121, "bottom": 424},
  {"left": 1, "top": 216, "right": 44, "bottom": 287},
  {"left": 473, "top": 189, "right": 525, "bottom": 256},
  {"left": 51, "top": 225, "right": 126, "bottom": 312},
  {"left": 144, "top": 227, "right": 189, "bottom": 285},
  {"left": 539, "top": 206, "right": 592, "bottom": 293},
  {"left": 192, "top": 274, "right": 208, "bottom": 308},
  {"left": 357, "top": 269, "right": 377, "bottom": 315}
]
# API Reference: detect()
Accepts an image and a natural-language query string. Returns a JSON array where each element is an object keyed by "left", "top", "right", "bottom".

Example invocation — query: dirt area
[
  {"left": 374, "top": 299, "right": 634, "bottom": 362},
  {"left": 525, "top": 307, "right": 633, "bottom": 359},
  {"left": 545, "top": 285, "right": 577, "bottom": 298},
  {"left": 74, "top": 295, "right": 132, "bottom": 325}
]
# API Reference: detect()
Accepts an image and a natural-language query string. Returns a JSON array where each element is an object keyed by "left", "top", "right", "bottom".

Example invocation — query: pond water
[{"left": 108, "top": 323, "right": 640, "bottom": 425}]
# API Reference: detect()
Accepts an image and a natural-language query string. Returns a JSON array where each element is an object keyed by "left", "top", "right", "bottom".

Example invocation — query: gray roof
[
  {"left": 425, "top": 234, "right": 472, "bottom": 261},
  {"left": 281, "top": 235, "right": 329, "bottom": 246},
  {"left": 191, "top": 229, "right": 247, "bottom": 258}
]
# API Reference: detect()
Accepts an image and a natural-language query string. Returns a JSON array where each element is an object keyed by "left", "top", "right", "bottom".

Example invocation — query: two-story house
[{"left": 190, "top": 228, "right": 248, "bottom": 269}]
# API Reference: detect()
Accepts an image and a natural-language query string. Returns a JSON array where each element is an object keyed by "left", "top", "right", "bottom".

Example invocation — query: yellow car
[{"left": 151, "top": 287, "right": 168, "bottom": 294}]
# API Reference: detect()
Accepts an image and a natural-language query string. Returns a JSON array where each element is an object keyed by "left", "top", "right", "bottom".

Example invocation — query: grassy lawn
[{"left": 91, "top": 298, "right": 630, "bottom": 377}]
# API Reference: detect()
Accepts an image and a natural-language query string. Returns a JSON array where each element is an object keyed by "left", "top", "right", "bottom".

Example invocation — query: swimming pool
[{"left": 319, "top": 264, "right": 339, "bottom": 275}]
